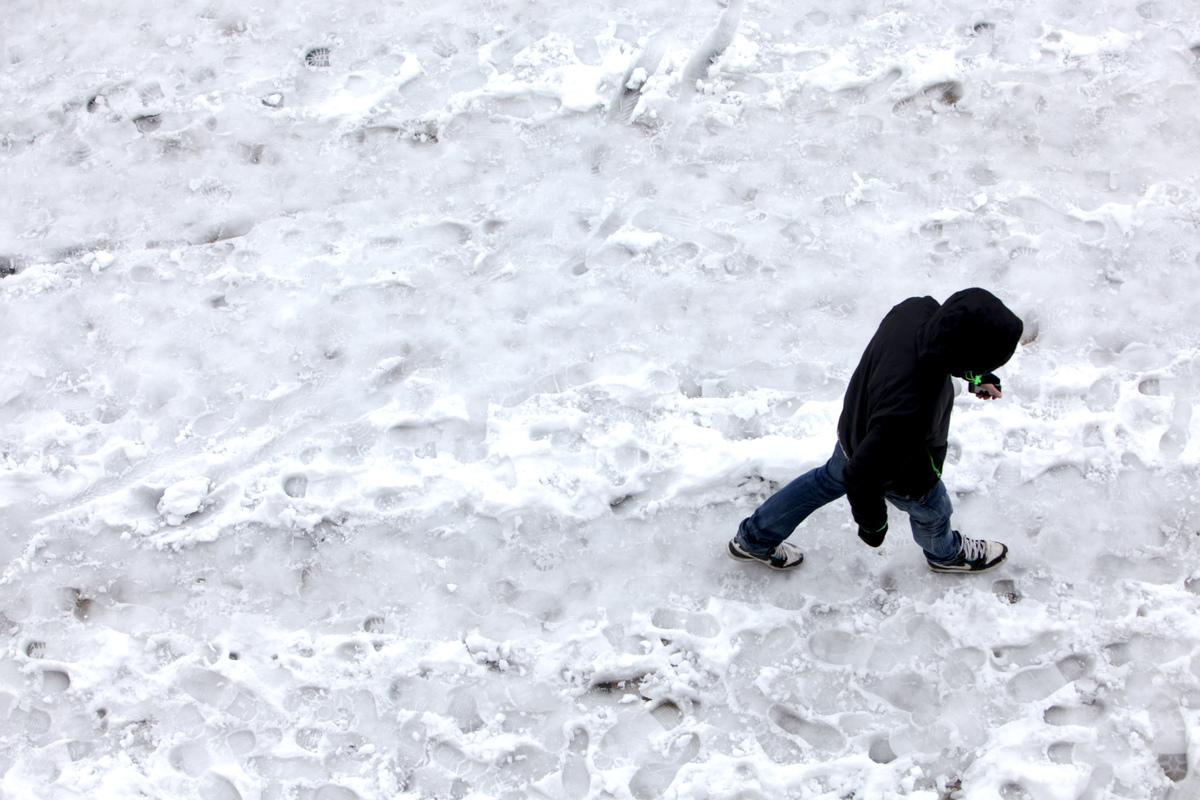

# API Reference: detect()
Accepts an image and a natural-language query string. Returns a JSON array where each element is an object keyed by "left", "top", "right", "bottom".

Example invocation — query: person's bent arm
[
  {"left": 844, "top": 419, "right": 932, "bottom": 547},
  {"left": 843, "top": 427, "right": 897, "bottom": 544}
]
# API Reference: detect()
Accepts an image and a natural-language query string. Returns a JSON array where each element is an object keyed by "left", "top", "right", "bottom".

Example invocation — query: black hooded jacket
[{"left": 836, "top": 289, "right": 1023, "bottom": 533}]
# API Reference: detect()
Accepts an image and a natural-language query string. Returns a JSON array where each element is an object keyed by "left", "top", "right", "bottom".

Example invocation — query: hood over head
[{"left": 918, "top": 288, "right": 1023, "bottom": 375}]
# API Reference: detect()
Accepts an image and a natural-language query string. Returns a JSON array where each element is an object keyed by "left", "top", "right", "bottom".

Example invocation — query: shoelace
[{"left": 960, "top": 536, "right": 986, "bottom": 561}]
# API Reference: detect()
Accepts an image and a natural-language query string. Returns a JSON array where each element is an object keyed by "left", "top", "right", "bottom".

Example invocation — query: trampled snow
[{"left": 3, "top": 0, "right": 1200, "bottom": 798}]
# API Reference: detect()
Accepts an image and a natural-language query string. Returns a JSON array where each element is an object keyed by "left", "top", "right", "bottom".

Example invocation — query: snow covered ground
[{"left": 4, "top": 0, "right": 1200, "bottom": 797}]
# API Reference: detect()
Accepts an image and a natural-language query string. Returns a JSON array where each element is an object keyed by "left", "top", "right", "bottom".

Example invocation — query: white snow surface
[{"left": 3, "top": 1, "right": 1200, "bottom": 798}]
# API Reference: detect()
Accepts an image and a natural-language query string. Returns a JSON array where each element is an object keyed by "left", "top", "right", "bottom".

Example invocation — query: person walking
[{"left": 728, "top": 288, "right": 1023, "bottom": 574}]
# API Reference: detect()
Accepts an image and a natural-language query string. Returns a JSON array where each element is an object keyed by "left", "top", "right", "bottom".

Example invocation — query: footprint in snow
[
  {"left": 561, "top": 728, "right": 590, "bottom": 800},
  {"left": 284, "top": 475, "right": 308, "bottom": 498},
  {"left": 168, "top": 740, "right": 211, "bottom": 776},
  {"left": 650, "top": 608, "right": 719, "bottom": 638},
  {"left": 25, "top": 708, "right": 52, "bottom": 735},
  {"left": 1047, "top": 741, "right": 1074, "bottom": 764},
  {"left": 992, "top": 578, "right": 1021, "bottom": 603},
  {"left": 869, "top": 736, "right": 898, "bottom": 764},
  {"left": 1007, "top": 654, "right": 1093, "bottom": 702},
  {"left": 198, "top": 772, "right": 242, "bottom": 800},
  {"left": 1148, "top": 697, "right": 1189, "bottom": 782},
  {"left": 768, "top": 704, "right": 846, "bottom": 752},
  {"left": 1006, "top": 196, "right": 1105, "bottom": 242},
  {"left": 305, "top": 47, "right": 331, "bottom": 68},
  {"left": 1043, "top": 699, "right": 1105, "bottom": 726},
  {"left": 41, "top": 669, "right": 70, "bottom": 693},
  {"left": 892, "top": 81, "right": 964, "bottom": 115},
  {"left": 227, "top": 729, "right": 256, "bottom": 757},
  {"left": 991, "top": 632, "right": 1063, "bottom": 668},
  {"left": 807, "top": 629, "right": 872, "bottom": 668},
  {"left": 628, "top": 733, "right": 700, "bottom": 799}
]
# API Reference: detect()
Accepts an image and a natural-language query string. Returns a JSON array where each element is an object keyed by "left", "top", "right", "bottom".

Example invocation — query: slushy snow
[{"left": 3, "top": 0, "right": 1200, "bottom": 798}]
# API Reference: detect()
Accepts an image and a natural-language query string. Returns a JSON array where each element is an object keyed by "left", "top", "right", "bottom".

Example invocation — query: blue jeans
[{"left": 736, "top": 443, "right": 961, "bottom": 563}]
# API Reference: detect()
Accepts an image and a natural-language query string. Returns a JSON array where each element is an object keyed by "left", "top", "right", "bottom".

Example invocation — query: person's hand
[
  {"left": 974, "top": 383, "right": 1001, "bottom": 400},
  {"left": 857, "top": 522, "right": 888, "bottom": 548},
  {"left": 967, "top": 372, "right": 1002, "bottom": 400}
]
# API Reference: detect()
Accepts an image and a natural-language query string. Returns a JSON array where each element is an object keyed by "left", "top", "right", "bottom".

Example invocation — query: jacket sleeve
[{"left": 842, "top": 420, "right": 927, "bottom": 531}]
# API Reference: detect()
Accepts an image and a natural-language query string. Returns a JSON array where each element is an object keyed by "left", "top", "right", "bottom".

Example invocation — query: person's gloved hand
[
  {"left": 968, "top": 372, "right": 1002, "bottom": 399},
  {"left": 858, "top": 521, "right": 888, "bottom": 548}
]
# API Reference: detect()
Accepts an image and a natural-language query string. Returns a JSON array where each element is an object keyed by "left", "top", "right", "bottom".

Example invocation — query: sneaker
[
  {"left": 727, "top": 538, "right": 804, "bottom": 570},
  {"left": 927, "top": 535, "right": 1007, "bottom": 573}
]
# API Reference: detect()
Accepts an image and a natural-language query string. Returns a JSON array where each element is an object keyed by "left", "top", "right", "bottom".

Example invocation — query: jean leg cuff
[
  {"left": 736, "top": 518, "right": 776, "bottom": 556},
  {"left": 924, "top": 529, "right": 962, "bottom": 563}
]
